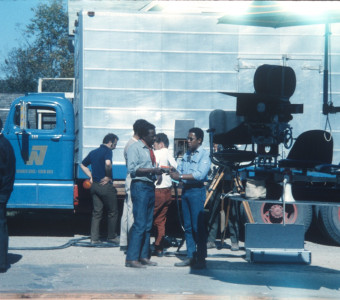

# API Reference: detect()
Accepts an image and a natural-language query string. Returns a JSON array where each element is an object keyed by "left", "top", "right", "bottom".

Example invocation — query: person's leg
[
  {"left": 126, "top": 189, "right": 134, "bottom": 238},
  {"left": 120, "top": 200, "right": 128, "bottom": 246},
  {"left": 181, "top": 190, "right": 196, "bottom": 259},
  {"left": 90, "top": 183, "right": 104, "bottom": 242},
  {"left": 154, "top": 188, "right": 171, "bottom": 249},
  {"left": 0, "top": 197, "right": 8, "bottom": 270},
  {"left": 188, "top": 187, "right": 207, "bottom": 261},
  {"left": 102, "top": 183, "right": 118, "bottom": 240},
  {"left": 126, "top": 181, "right": 149, "bottom": 261},
  {"left": 120, "top": 177, "right": 129, "bottom": 247},
  {"left": 140, "top": 183, "right": 155, "bottom": 260}
]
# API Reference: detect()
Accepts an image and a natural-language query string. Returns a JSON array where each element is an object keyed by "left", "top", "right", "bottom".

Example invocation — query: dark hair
[
  {"left": 0, "top": 118, "right": 2, "bottom": 131},
  {"left": 103, "top": 133, "right": 119, "bottom": 144},
  {"left": 133, "top": 119, "right": 148, "bottom": 135},
  {"left": 189, "top": 127, "right": 204, "bottom": 142},
  {"left": 155, "top": 133, "right": 169, "bottom": 148},
  {"left": 138, "top": 121, "right": 155, "bottom": 139}
]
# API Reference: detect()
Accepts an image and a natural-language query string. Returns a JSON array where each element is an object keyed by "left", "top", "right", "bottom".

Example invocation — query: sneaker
[
  {"left": 231, "top": 241, "right": 239, "bottom": 251},
  {"left": 174, "top": 258, "right": 193, "bottom": 267},
  {"left": 91, "top": 240, "right": 101, "bottom": 245},
  {"left": 140, "top": 258, "right": 157, "bottom": 266},
  {"left": 207, "top": 241, "right": 216, "bottom": 249},
  {"left": 125, "top": 260, "right": 146, "bottom": 268},
  {"left": 107, "top": 236, "right": 120, "bottom": 244}
]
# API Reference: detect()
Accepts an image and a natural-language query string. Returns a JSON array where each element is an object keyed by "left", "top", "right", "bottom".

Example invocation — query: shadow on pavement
[{"left": 191, "top": 260, "right": 340, "bottom": 291}]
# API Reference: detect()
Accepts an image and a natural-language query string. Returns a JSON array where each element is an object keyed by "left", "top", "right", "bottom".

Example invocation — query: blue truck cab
[{"left": 4, "top": 93, "right": 76, "bottom": 209}]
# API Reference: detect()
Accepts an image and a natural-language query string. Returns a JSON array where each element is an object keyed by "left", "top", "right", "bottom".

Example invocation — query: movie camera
[{"left": 210, "top": 64, "right": 303, "bottom": 168}]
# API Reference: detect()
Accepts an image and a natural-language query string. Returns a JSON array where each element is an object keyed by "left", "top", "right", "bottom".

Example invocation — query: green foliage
[{"left": 0, "top": 0, "right": 74, "bottom": 93}]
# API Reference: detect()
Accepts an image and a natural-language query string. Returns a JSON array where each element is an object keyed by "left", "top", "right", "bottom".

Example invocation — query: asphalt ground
[{"left": 0, "top": 211, "right": 340, "bottom": 299}]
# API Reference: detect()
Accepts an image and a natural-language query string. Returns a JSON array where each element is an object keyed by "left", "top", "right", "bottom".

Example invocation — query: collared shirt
[
  {"left": 124, "top": 137, "right": 138, "bottom": 180},
  {"left": 155, "top": 148, "right": 177, "bottom": 189},
  {"left": 124, "top": 137, "right": 138, "bottom": 166},
  {"left": 127, "top": 139, "right": 155, "bottom": 183},
  {"left": 82, "top": 144, "right": 113, "bottom": 182},
  {"left": 178, "top": 146, "right": 211, "bottom": 184}
]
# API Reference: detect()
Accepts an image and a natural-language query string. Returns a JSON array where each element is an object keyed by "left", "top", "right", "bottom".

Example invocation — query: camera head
[{"left": 210, "top": 64, "right": 303, "bottom": 168}]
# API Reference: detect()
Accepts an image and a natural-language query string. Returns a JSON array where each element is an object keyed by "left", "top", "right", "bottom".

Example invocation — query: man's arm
[
  {"left": 100, "top": 159, "right": 113, "bottom": 185},
  {"left": 80, "top": 163, "right": 93, "bottom": 183},
  {"left": 136, "top": 167, "right": 163, "bottom": 176}
]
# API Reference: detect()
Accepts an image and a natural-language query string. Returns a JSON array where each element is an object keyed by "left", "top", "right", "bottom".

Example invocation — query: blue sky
[{"left": 0, "top": 0, "right": 65, "bottom": 79}]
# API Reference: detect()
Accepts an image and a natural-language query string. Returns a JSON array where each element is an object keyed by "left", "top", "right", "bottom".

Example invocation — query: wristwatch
[{"left": 179, "top": 174, "right": 183, "bottom": 181}]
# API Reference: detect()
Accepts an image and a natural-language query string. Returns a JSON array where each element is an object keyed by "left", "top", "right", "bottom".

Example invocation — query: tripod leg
[
  {"left": 221, "top": 197, "right": 231, "bottom": 246},
  {"left": 176, "top": 234, "right": 185, "bottom": 252},
  {"left": 204, "top": 171, "right": 224, "bottom": 207},
  {"left": 242, "top": 201, "right": 254, "bottom": 223}
]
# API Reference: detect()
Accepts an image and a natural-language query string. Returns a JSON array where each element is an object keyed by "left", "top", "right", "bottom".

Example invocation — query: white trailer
[{"left": 71, "top": 4, "right": 340, "bottom": 244}]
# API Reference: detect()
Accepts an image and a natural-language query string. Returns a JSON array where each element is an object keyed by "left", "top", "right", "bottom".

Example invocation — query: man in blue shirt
[
  {"left": 170, "top": 127, "right": 211, "bottom": 269},
  {"left": 80, "top": 133, "right": 119, "bottom": 244},
  {"left": 125, "top": 121, "right": 163, "bottom": 268}
]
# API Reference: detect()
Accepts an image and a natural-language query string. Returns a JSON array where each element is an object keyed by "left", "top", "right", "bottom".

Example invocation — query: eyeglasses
[{"left": 187, "top": 137, "right": 196, "bottom": 141}]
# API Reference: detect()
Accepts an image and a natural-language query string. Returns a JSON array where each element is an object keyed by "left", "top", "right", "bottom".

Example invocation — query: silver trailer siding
[{"left": 73, "top": 10, "right": 340, "bottom": 178}]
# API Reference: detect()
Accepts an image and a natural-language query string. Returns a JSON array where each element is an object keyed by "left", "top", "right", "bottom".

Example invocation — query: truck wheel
[
  {"left": 318, "top": 206, "right": 340, "bottom": 245},
  {"left": 241, "top": 202, "right": 313, "bottom": 232}
]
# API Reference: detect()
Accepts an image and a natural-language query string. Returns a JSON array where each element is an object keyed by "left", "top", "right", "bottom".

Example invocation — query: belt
[
  {"left": 132, "top": 179, "right": 155, "bottom": 186},
  {"left": 183, "top": 183, "right": 204, "bottom": 189}
]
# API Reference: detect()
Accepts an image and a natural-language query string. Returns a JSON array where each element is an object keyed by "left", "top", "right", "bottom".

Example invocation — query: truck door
[{"left": 5, "top": 94, "right": 75, "bottom": 209}]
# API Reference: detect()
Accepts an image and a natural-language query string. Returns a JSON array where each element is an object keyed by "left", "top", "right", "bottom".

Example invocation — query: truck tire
[
  {"left": 318, "top": 206, "right": 340, "bottom": 245},
  {"left": 241, "top": 202, "right": 313, "bottom": 233}
]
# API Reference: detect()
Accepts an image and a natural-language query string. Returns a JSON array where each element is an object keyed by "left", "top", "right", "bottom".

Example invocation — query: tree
[{"left": 0, "top": 0, "right": 74, "bottom": 93}]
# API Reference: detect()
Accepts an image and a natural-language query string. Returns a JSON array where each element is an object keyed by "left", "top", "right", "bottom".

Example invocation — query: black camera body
[{"left": 210, "top": 64, "right": 303, "bottom": 167}]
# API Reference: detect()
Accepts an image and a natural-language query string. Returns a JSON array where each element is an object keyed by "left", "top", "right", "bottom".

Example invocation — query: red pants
[{"left": 153, "top": 187, "right": 172, "bottom": 248}]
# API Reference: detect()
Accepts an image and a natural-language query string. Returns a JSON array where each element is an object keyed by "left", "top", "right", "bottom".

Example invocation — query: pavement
[{"left": 1, "top": 235, "right": 340, "bottom": 299}]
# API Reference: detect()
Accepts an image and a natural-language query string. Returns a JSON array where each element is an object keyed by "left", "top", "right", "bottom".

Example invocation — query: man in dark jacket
[{"left": 0, "top": 118, "right": 16, "bottom": 272}]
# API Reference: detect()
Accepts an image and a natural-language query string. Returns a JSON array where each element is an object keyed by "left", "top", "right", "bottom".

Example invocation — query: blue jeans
[
  {"left": 126, "top": 180, "right": 155, "bottom": 261},
  {"left": 0, "top": 194, "right": 9, "bottom": 269},
  {"left": 181, "top": 187, "right": 207, "bottom": 261}
]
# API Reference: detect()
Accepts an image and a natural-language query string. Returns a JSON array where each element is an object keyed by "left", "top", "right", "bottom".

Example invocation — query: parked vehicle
[{"left": 3, "top": 9, "right": 340, "bottom": 244}]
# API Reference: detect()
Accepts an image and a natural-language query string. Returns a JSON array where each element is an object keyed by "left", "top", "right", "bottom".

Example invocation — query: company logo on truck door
[{"left": 27, "top": 145, "right": 48, "bottom": 165}]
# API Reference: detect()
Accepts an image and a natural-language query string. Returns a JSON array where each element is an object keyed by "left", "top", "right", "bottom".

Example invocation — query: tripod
[{"left": 205, "top": 166, "right": 254, "bottom": 247}]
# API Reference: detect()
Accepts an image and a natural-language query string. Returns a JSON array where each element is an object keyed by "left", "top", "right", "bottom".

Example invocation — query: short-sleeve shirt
[{"left": 82, "top": 144, "right": 112, "bottom": 182}]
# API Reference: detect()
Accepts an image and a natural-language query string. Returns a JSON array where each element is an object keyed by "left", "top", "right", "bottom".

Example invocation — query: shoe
[
  {"left": 120, "top": 245, "right": 128, "bottom": 251},
  {"left": 107, "top": 236, "right": 120, "bottom": 244},
  {"left": 152, "top": 249, "right": 164, "bottom": 257},
  {"left": 231, "top": 242, "right": 239, "bottom": 251},
  {"left": 125, "top": 260, "right": 146, "bottom": 268},
  {"left": 140, "top": 258, "right": 157, "bottom": 266},
  {"left": 207, "top": 241, "right": 216, "bottom": 249},
  {"left": 191, "top": 259, "right": 206, "bottom": 270},
  {"left": 91, "top": 240, "right": 101, "bottom": 245},
  {"left": 174, "top": 258, "right": 193, "bottom": 267},
  {"left": 0, "top": 267, "right": 7, "bottom": 273}
]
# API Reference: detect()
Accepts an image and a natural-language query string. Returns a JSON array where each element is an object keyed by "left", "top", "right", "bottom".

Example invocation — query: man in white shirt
[{"left": 152, "top": 133, "right": 177, "bottom": 256}]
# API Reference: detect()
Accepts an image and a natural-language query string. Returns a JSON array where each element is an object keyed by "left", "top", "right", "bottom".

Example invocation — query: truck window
[{"left": 14, "top": 106, "right": 56, "bottom": 130}]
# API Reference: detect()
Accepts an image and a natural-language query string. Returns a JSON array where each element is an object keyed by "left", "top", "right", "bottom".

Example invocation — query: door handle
[{"left": 51, "top": 135, "right": 62, "bottom": 141}]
